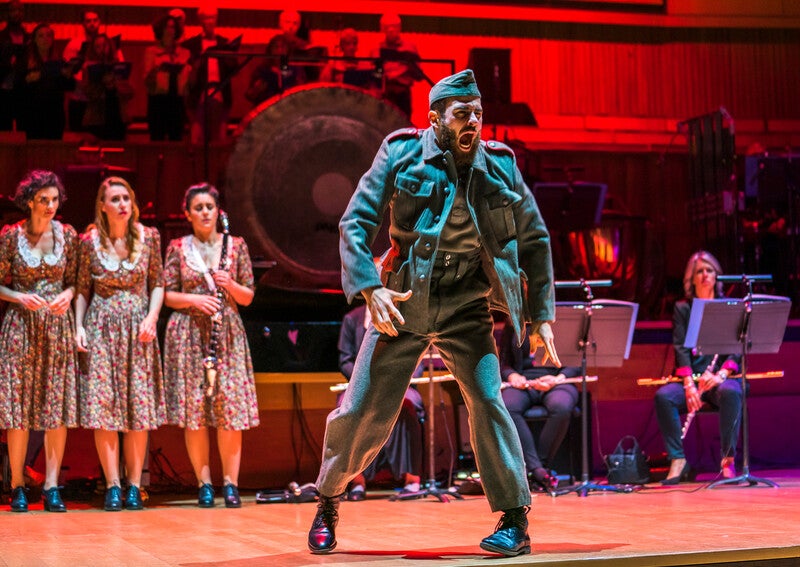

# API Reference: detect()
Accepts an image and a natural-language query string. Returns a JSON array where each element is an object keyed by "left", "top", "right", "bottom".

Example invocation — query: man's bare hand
[
  {"left": 531, "top": 321, "right": 561, "bottom": 367},
  {"left": 363, "top": 287, "right": 412, "bottom": 337}
]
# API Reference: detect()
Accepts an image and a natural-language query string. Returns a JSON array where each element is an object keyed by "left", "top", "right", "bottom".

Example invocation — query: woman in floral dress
[
  {"left": 0, "top": 170, "right": 78, "bottom": 513},
  {"left": 163, "top": 183, "right": 258, "bottom": 508},
  {"left": 74, "top": 176, "right": 165, "bottom": 511}
]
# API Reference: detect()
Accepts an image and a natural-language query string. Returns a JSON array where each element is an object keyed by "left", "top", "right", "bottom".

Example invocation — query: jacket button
[
  {"left": 444, "top": 188, "right": 450, "bottom": 195},
  {"left": 419, "top": 274, "right": 426, "bottom": 280},
  {"left": 433, "top": 216, "right": 440, "bottom": 222},
  {"left": 424, "top": 242, "right": 431, "bottom": 249}
]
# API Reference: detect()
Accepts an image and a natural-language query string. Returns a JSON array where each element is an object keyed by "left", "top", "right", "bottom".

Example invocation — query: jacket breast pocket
[
  {"left": 484, "top": 189, "right": 521, "bottom": 244},
  {"left": 392, "top": 173, "right": 434, "bottom": 230}
]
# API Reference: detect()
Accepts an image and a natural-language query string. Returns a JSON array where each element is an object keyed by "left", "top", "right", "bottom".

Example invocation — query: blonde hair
[
  {"left": 683, "top": 250, "right": 723, "bottom": 299},
  {"left": 94, "top": 176, "right": 141, "bottom": 255}
]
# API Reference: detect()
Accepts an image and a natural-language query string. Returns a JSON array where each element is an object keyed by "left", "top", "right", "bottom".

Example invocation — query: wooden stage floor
[{"left": 2, "top": 470, "right": 800, "bottom": 567}]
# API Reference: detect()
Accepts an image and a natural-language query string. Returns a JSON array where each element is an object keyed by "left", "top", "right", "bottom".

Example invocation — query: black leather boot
[
  {"left": 307, "top": 495, "right": 340, "bottom": 554},
  {"left": 479, "top": 505, "right": 531, "bottom": 556}
]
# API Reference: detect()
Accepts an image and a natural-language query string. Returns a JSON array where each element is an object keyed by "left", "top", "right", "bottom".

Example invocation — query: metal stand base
[
  {"left": 708, "top": 467, "right": 779, "bottom": 489},
  {"left": 389, "top": 481, "right": 464, "bottom": 503},
  {"left": 555, "top": 479, "right": 633, "bottom": 497}
]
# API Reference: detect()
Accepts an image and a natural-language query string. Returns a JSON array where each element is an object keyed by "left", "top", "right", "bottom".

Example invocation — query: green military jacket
[{"left": 339, "top": 126, "right": 554, "bottom": 343}]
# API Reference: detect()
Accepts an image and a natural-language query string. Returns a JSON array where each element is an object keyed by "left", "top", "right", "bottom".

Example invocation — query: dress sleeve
[
  {"left": 62, "top": 224, "right": 79, "bottom": 289},
  {"left": 0, "top": 224, "right": 15, "bottom": 284},
  {"left": 235, "top": 237, "right": 255, "bottom": 291},
  {"left": 163, "top": 238, "right": 182, "bottom": 293},
  {"left": 147, "top": 227, "right": 164, "bottom": 292},
  {"left": 76, "top": 232, "right": 94, "bottom": 299}
]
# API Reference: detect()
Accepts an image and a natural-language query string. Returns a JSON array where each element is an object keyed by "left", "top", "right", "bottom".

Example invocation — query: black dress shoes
[
  {"left": 198, "top": 483, "right": 215, "bottom": 508},
  {"left": 43, "top": 487, "right": 67, "bottom": 512},
  {"left": 124, "top": 485, "right": 144, "bottom": 510},
  {"left": 308, "top": 495, "right": 339, "bottom": 554},
  {"left": 479, "top": 505, "right": 531, "bottom": 557},
  {"left": 661, "top": 461, "right": 695, "bottom": 486},
  {"left": 10, "top": 486, "right": 28, "bottom": 513},
  {"left": 223, "top": 484, "right": 242, "bottom": 508},
  {"left": 104, "top": 485, "right": 123, "bottom": 511}
]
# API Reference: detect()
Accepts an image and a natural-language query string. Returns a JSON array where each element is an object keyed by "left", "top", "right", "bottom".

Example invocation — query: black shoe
[
  {"left": 529, "top": 468, "right": 558, "bottom": 494},
  {"left": 308, "top": 495, "right": 339, "bottom": 554},
  {"left": 124, "top": 485, "right": 144, "bottom": 510},
  {"left": 479, "top": 505, "right": 531, "bottom": 557},
  {"left": 104, "top": 485, "right": 123, "bottom": 511},
  {"left": 43, "top": 487, "right": 67, "bottom": 512},
  {"left": 10, "top": 487, "right": 28, "bottom": 513},
  {"left": 223, "top": 484, "right": 241, "bottom": 508},
  {"left": 661, "top": 461, "right": 695, "bottom": 486},
  {"left": 346, "top": 486, "right": 366, "bottom": 501},
  {"left": 198, "top": 483, "right": 215, "bottom": 508}
]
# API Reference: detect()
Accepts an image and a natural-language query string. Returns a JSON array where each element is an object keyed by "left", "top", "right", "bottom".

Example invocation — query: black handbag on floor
[{"left": 605, "top": 435, "right": 650, "bottom": 484}]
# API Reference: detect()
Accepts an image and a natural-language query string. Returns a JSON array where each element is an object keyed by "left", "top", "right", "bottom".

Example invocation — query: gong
[{"left": 226, "top": 84, "right": 411, "bottom": 290}]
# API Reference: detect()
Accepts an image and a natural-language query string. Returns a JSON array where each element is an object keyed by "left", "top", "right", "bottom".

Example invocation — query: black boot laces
[
  {"left": 314, "top": 496, "right": 339, "bottom": 528},
  {"left": 495, "top": 505, "right": 530, "bottom": 532}
]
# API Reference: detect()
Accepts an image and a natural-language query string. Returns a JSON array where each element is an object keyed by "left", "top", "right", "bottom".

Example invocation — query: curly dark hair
[
  {"left": 183, "top": 182, "right": 220, "bottom": 211},
  {"left": 14, "top": 169, "right": 66, "bottom": 213}
]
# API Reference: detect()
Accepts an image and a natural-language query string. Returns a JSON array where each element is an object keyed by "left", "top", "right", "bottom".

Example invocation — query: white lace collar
[
  {"left": 183, "top": 234, "right": 234, "bottom": 291},
  {"left": 91, "top": 224, "right": 146, "bottom": 271},
  {"left": 17, "top": 220, "right": 65, "bottom": 268}
]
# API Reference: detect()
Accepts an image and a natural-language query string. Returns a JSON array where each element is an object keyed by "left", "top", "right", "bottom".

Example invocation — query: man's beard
[{"left": 439, "top": 122, "right": 480, "bottom": 176}]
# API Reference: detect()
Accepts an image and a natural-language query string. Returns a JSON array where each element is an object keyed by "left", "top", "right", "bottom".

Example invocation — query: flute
[{"left": 681, "top": 354, "right": 718, "bottom": 440}]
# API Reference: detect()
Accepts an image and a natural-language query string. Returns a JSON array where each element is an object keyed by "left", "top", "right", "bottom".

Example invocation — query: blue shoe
[
  {"left": 43, "top": 487, "right": 67, "bottom": 512},
  {"left": 198, "top": 483, "right": 215, "bottom": 508},
  {"left": 480, "top": 506, "right": 531, "bottom": 557},
  {"left": 223, "top": 484, "right": 241, "bottom": 508},
  {"left": 124, "top": 485, "right": 144, "bottom": 510},
  {"left": 104, "top": 485, "right": 123, "bottom": 511},
  {"left": 10, "top": 487, "right": 28, "bottom": 513}
]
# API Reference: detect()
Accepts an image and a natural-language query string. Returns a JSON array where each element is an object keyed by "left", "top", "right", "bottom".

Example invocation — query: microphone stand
[
  {"left": 709, "top": 274, "right": 778, "bottom": 489},
  {"left": 391, "top": 346, "right": 462, "bottom": 503},
  {"left": 554, "top": 279, "right": 632, "bottom": 497}
]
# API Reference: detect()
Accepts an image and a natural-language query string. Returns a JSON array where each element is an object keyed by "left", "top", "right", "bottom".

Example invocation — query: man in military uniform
[{"left": 308, "top": 69, "right": 560, "bottom": 557}]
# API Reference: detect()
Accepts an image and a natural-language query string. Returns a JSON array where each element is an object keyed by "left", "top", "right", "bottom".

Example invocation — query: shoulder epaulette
[
  {"left": 386, "top": 127, "right": 420, "bottom": 142},
  {"left": 484, "top": 140, "right": 514, "bottom": 155}
]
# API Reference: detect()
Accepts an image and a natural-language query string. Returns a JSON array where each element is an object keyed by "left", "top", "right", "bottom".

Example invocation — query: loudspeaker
[{"left": 468, "top": 48, "right": 511, "bottom": 105}]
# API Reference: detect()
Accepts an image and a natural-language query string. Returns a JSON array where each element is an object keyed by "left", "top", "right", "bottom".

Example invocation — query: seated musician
[
  {"left": 319, "top": 28, "right": 379, "bottom": 95},
  {"left": 336, "top": 301, "right": 424, "bottom": 500},
  {"left": 497, "top": 314, "right": 580, "bottom": 493},
  {"left": 655, "top": 250, "right": 742, "bottom": 484}
]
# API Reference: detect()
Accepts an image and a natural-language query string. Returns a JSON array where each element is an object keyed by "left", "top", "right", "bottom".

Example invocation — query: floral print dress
[
  {"left": 77, "top": 224, "right": 165, "bottom": 431},
  {"left": 0, "top": 220, "right": 79, "bottom": 429},
  {"left": 163, "top": 235, "right": 259, "bottom": 430}
]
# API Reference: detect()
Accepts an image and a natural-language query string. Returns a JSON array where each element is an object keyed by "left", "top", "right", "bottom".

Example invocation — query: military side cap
[{"left": 429, "top": 69, "right": 481, "bottom": 106}]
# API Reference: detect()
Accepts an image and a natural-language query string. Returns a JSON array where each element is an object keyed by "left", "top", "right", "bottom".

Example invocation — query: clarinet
[
  {"left": 202, "top": 210, "right": 230, "bottom": 398},
  {"left": 681, "top": 354, "right": 718, "bottom": 439}
]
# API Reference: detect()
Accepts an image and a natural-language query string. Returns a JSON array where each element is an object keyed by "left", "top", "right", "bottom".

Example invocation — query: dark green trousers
[{"left": 316, "top": 267, "right": 530, "bottom": 512}]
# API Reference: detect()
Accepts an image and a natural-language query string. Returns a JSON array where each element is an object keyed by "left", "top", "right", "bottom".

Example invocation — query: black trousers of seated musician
[
  {"left": 502, "top": 381, "right": 578, "bottom": 472},
  {"left": 654, "top": 379, "right": 743, "bottom": 461}
]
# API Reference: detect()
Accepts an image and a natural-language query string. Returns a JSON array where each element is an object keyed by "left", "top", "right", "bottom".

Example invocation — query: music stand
[
  {"left": 552, "top": 281, "right": 639, "bottom": 497},
  {"left": 391, "top": 346, "right": 463, "bottom": 503},
  {"left": 684, "top": 277, "right": 790, "bottom": 488}
]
